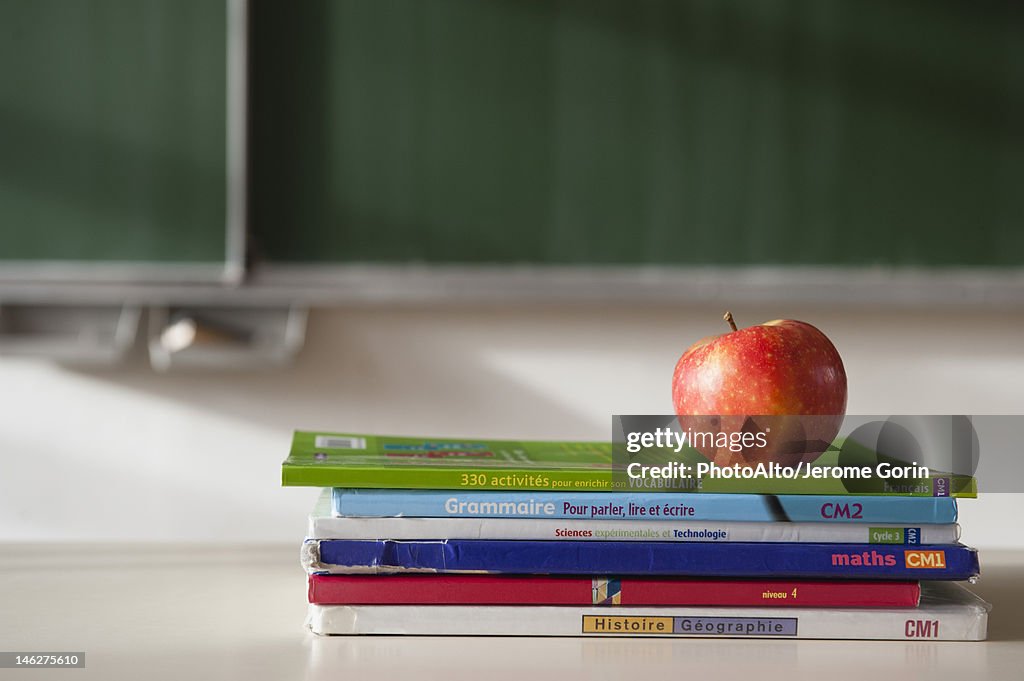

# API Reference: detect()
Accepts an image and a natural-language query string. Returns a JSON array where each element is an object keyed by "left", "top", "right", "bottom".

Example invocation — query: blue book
[
  {"left": 332, "top": 489, "right": 957, "bottom": 524},
  {"left": 305, "top": 539, "right": 979, "bottom": 580}
]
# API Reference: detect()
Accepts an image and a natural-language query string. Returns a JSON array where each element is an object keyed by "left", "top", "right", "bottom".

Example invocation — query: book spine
[
  {"left": 332, "top": 490, "right": 958, "bottom": 523},
  {"left": 285, "top": 464, "right": 973, "bottom": 496},
  {"left": 308, "top": 574, "right": 921, "bottom": 607},
  {"left": 284, "top": 466, "right": 616, "bottom": 491},
  {"left": 307, "top": 600, "right": 987, "bottom": 640},
  {"left": 304, "top": 540, "right": 980, "bottom": 580},
  {"left": 308, "top": 516, "right": 959, "bottom": 544},
  {"left": 286, "top": 430, "right": 977, "bottom": 497}
]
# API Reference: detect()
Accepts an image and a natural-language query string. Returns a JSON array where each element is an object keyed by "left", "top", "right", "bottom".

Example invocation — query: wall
[{"left": 0, "top": 303, "right": 1021, "bottom": 547}]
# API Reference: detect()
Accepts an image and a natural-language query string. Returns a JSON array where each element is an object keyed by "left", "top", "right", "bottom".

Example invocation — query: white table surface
[{"left": 1, "top": 544, "right": 1021, "bottom": 680}]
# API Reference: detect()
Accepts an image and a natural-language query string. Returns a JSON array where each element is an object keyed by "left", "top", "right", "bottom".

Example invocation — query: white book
[
  {"left": 309, "top": 514, "right": 959, "bottom": 545},
  {"left": 307, "top": 581, "right": 989, "bottom": 640}
]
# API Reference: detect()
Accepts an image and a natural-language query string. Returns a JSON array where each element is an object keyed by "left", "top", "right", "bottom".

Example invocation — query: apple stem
[{"left": 723, "top": 311, "right": 738, "bottom": 332}]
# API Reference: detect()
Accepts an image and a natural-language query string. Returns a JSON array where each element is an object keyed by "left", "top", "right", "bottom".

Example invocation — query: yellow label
[
  {"left": 582, "top": 616, "right": 673, "bottom": 634},
  {"left": 904, "top": 550, "right": 946, "bottom": 569}
]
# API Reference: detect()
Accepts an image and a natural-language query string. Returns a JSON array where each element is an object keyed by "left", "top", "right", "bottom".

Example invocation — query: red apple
[{"left": 671, "top": 312, "right": 847, "bottom": 467}]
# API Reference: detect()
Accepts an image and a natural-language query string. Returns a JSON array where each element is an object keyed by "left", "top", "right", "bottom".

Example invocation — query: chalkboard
[
  {"left": 250, "top": 0, "right": 1023, "bottom": 267},
  {"left": 0, "top": 0, "right": 232, "bottom": 275}
]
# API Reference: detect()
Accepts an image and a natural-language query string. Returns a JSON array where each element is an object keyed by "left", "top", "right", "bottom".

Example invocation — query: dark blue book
[{"left": 303, "top": 539, "right": 979, "bottom": 580}]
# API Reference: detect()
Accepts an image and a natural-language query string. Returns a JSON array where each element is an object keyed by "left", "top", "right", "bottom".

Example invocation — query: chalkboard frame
[{"left": 0, "top": 0, "right": 248, "bottom": 285}]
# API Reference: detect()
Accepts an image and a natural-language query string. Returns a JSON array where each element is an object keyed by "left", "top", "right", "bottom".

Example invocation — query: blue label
[
  {"left": 905, "top": 528, "right": 921, "bottom": 545},
  {"left": 674, "top": 617, "right": 797, "bottom": 636}
]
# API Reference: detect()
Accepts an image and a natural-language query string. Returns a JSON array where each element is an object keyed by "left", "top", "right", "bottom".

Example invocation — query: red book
[{"left": 308, "top": 574, "right": 920, "bottom": 607}]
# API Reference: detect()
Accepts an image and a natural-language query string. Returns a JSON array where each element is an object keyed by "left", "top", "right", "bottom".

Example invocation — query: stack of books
[{"left": 283, "top": 430, "right": 989, "bottom": 640}]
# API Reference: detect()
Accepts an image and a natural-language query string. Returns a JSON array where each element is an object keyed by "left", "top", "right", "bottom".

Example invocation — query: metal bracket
[
  {"left": 0, "top": 303, "right": 141, "bottom": 365},
  {"left": 146, "top": 305, "right": 307, "bottom": 371}
]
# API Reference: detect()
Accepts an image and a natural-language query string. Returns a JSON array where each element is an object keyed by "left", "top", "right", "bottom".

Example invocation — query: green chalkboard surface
[
  {"left": 0, "top": 0, "right": 229, "bottom": 271},
  {"left": 251, "top": 0, "right": 1023, "bottom": 267}
]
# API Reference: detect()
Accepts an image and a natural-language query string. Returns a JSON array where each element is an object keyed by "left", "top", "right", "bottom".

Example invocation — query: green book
[{"left": 281, "top": 431, "right": 976, "bottom": 497}]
